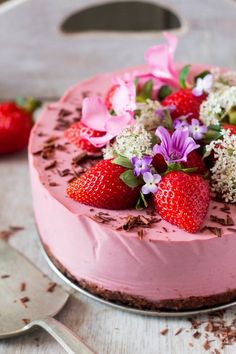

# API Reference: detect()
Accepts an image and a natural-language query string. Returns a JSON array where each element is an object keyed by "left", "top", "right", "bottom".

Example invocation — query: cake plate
[{"left": 40, "top": 242, "right": 236, "bottom": 318}]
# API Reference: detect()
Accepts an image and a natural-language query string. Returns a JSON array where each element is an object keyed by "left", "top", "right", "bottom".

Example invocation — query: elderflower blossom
[
  {"left": 200, "top": 86, "right": 236, "bottom": 126},
  {"left": 205, "top": 129, "right": 236, "bottom": 203},
  {"left": 210, "top": 68, "right": 236, "bottom": 91},
  {"left": 136, "top": 99, "right": 161, "bottom": 131},
  {"left": 103, "top": 123, "right": 153, "bottom": 159}
]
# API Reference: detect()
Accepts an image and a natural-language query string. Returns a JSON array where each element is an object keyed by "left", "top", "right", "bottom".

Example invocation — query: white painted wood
[
  {"left": 1, "top": 1, "right": 236, "bottom": 353},
  {"left": 0, "top": 0, "right": 236, "bottom": 99}
]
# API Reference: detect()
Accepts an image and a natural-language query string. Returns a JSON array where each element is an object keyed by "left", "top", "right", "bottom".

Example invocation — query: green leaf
[
  {"left": 120, "top": 170, "right": 142, "bottom": 188},
  {"left": 228, "top": 108, "right": 236, "bottom": 125},
  {"left": 194, "top": 70, "right": 210, "bottom": 83},
  {"left": 179, "top": 64, "right": 191, "bottom": 89},
  {"left": 136, "top": 192, "right": 149, "bottom": 210},
  {"left": 112, "top": 155, "right": 133, "bottom": 169},
  {"left": 138, "top": 79, "right": 153, "bottom": 101},
  {"left": 158, "top": 85, "right": 172, "bottom": 101},
  {"left": 15, "top": 97, "right": 42, "bottom": 115}
]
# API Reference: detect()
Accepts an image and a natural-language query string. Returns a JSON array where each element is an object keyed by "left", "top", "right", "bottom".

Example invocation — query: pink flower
[
  {"left": 80, "top": 97, "right": 134, "bottom": 148},
  {"left": 144, "top": 32, "right": 179, "bottom": 87},
  {"left": 111, "top": 78, "right": 137, "bottom": 115}
]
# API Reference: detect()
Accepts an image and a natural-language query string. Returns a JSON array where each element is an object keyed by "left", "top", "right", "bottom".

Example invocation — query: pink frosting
[{"left": 29, "top": 65, "right": 236, "bottom": 302}]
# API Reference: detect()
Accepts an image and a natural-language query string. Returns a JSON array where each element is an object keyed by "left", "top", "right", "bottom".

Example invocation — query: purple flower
[
  {"left": 153, "top": 126, "right": 199, "bottom": 163},
  {"left": 192, "top": 74, "right": 213, "bottom": 97},
  {"left": 173, "top": 118, "right": 189, "bottom": 130},
  {"left": 131, "top": 156, "right": 152, "bottom": 176},
  {"left": 189, "top": 119, "right": 207, "bottom": 140},
  {"left": 141, "top": 172, "right": 161, "bottom": 195}
]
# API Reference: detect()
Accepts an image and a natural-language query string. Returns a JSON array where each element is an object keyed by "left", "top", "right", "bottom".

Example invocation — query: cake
[{"left": 29, "top": 33, "right": 236, "bottom": 311}]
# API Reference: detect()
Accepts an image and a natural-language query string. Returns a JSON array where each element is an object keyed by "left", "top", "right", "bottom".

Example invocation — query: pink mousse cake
[{"left": 29, "top": 34, "right": 236, "bottom": 310}]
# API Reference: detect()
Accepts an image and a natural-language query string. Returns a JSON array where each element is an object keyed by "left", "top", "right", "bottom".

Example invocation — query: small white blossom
[
  {"left": 136, "top": 99, "right": 161, "bottom": 131},
  {"left": 206, "top": 129, "right": 236, "bottom": 203},
  {"left": 200, "top": 86, "right": 236, "bottom": 126},
  {"left": 210, "top": 68, "right": 236, "bottom": 92},
  {"left": 103, "top": 123, "right": 153, "bottom": 159}
]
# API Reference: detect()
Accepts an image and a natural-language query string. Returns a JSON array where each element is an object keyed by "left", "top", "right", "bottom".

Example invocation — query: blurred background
[{"left": 0, "top": 0, "right": 236, "bottom": 101}]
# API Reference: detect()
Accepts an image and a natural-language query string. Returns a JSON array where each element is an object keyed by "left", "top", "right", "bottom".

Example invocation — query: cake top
[{"left": 30, "top": 33, "right": 236, "bottom": 237}]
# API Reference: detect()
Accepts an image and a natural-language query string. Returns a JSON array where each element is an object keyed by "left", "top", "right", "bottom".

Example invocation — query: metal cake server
[{"left": 0, "top": 239, "right": 96, "bottom": 354}]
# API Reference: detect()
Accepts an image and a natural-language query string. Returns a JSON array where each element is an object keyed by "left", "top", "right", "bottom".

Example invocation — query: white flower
[
  {"left": 103, "top": 123, "right": 153, "bottom": 159},
  {"left": 200, "top": 86, "right": 236, "bottom": 126},
  {"left": 206, "top": 129, "right": 236, "bottom": 203},
  {"left": 136, "top": 99, "right": 161, "bottom": 131}
]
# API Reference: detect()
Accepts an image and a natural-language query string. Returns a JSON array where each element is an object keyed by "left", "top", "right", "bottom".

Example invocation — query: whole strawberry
[
  {"left": 64, "top": 122, "right": 104, "bottom": 154},
  {"left": 154, "top": 171, "right": 210, "bottom": 233},
  {"left": 153, "top": 150, "right": 206, "bottom": 175},
  {"left": 67, "top": 159, "right": 140, "bottom": 209},
  {"left": 162, "top": 89, "right": 206, "bottom": 121},
  {"left": 0, "top": 102, "right": 34, "bottom": 154}
]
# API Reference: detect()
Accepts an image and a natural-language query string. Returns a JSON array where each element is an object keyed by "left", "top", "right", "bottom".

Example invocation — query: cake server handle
[{"left": 28, "top": 316, "right": 96, "bottom": 354}]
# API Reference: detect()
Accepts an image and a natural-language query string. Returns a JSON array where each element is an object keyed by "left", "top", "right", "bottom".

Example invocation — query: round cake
[{"left": 29, "top": 34, "right": 236, "bottom": 311}]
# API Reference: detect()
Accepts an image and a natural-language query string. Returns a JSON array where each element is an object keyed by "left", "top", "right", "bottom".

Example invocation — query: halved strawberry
[
  {"left": 162, "top": 88, "right": 206, "bottom": 121},
  {"left": 67, "top": 159, "right": 140, "bottom": 209},
  {"left": 154, "top": 171, "right": 210, "bottom": 233},
  {"left": 64, "top": 122, "right": 104, "bottom": 154}
]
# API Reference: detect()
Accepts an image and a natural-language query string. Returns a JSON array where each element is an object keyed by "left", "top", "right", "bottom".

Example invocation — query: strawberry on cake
[{"left": 29, "top": 33, "right": 236, "bottom": 311}]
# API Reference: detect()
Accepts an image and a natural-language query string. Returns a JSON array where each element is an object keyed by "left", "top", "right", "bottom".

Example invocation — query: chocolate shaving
[
  {"left": 1, "top": 274, "right": 10, "bottom": 279},
  {"left": 45, "top": 160, "right": 57, "bottom": 170},
  {"left": 90, "top": 212, "right": 116, "bottom": 224},
  {"left": 201, "top": 226, "right": 222, "bottom": 237},
  {"left": 117, "top": 215, "right": 160, "bottom": 231},
  {"left": 137, "top": 229, "right": 145, "bottom": 240},
  {"left": 22, "top": 318, "right": 30, "bottom": 325},
  {"left": 220, "top": 204, "right": 230, "bottom": 214},
  {"left": 49, "top": 182, "right": 59, "bottom": 187},
  {"left": 47, "top": 282, "right": 57, "bottom": 293},
  {"left": 0, "top": 226, "right": 24, "bottom": 240},
  {"left": 226, "top": 215, "right": 234, "bottom": 226},
  {"left": 20, "top": 296, "right": 30, "bottom": 308},
  {"left": 57, "top": 168, "right": 73, "bottom": 177},
  {"left": 227, "top": 228, "right": 236, "bottom": 232},
  {"left": 203, "top": 339, "right": 211, "bottom": 350},
  {"left": 210, "top": 214, "right": 234, "bottom": 226},
  {"left": 20, "top": 282, "right": 26, "bottom": 292},
  {"left": 72, "top": 152, "right": 88, "bottom": 166},
  {"left": 193, "top": 331, "right": 201, "bottom": 339},
  {"left": 160, "top": 327, "right": 168, "bottom": 335},
  {"left": 174, "top": 328, "right": 183, "bottom": 336}
]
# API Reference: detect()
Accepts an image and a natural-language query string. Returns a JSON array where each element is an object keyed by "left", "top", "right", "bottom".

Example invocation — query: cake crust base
[{"left": 43, "top": 243, "right": 236, "bottom": 311}]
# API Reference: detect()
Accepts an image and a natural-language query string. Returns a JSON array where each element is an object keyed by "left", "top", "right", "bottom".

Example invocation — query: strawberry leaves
[{"left": 179, "top": 64, "right": 191, "bottom": 89}]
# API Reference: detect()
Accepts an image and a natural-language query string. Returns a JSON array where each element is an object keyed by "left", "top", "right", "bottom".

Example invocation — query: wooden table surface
[{"left": 1, "top": 1, "right": 236, "bottom": 353}]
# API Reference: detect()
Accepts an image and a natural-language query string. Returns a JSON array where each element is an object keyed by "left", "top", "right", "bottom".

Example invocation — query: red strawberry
[
  {"left": 64, "top": 122, "right": 104, "bottom": 154},
  {"left": 154, "top": 171, "right": 210, "bottom": 233},
  {"left": 162, "top": 89, "right": 206, "bottom": 121},
  {"left": 0, "top": 102, "right": 33, "bottom": 154},
  {"left": 153, "top": 150, "right": 206, "bottom": 175},
  {"left": 181, "top": 150, "right": 207, "bottom": 175},
  {"left": 104, "top": 84, "right": 118, "bottom": 110},
  {"left": 67, "top": 159, "right": 140, "bottom": 209}
]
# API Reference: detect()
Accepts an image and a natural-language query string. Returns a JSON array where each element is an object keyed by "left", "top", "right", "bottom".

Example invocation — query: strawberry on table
[
  {"left": 67, "top": 159, "right": 140, "bottom": 209},
  {"left": 154, "top": 171, "right": 210, "bottom": 233},
  {"left": 0, "top": 98, "right": 40, "bottom": 155},
  {"left": 162, "top": 88, "right": 206, "bottom": 121}
]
